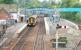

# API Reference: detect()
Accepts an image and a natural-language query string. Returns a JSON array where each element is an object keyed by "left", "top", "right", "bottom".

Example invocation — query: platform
[{"left": 0, "top": 23, "right": 27, "bottom": 47}]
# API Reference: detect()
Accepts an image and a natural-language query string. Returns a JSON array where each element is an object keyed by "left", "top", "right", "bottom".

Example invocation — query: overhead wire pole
[
  {"left": 17, "top": 0, "right": 19, "bottom": 22},
  {"left": 17, "top": 0, "right": 18, "bottom": 14},
  {"left": 24, "top": 0, "right": 27, "bottom": 22},
  {"left": 24, "top": 0, "right": 26, "bottom": 16},
  {"left": 53, "top": 0, "right": 61, "bottom": 50},
  {"left": 55, "top": 28, "right": 59, "bottom": 50},
  {"left": 55, "top": 10, "right": 59, "bottom": 50},
  {"left": 55, "top": 9, "right": 60, "bottom": 49},
  {"left": 53, "top": 5, "right": 60, "bottom": 50}
]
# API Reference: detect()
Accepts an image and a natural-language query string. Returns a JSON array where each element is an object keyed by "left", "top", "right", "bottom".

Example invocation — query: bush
[{"left": 61, "top": 12, "right": 81, "bottom": 23}]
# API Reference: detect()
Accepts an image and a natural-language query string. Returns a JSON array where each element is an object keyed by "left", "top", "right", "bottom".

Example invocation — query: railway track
[
  {"left": 4, "top": 17, "right": 46, "bottom": 50},
  {"left": 33, "top": 18, "right": 45, "bottom": 50},
  {"left": 12, "top": 27, "right": 32, "bottom": 50}
]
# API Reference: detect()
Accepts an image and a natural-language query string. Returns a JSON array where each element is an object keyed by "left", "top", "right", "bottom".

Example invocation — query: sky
[
  {"left": 39, "top": 0, "right": 49, "bottom": 2},
  {"left": 80, "top": 0, "right": 81, "bottom": 2},
  {"left": 39, "top": 0, "right": 62, "bottom": 4}
]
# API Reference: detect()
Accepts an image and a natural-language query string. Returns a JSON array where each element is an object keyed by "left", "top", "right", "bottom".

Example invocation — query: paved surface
[{"left": 2, "top": 23, "right": 27, "bottom": 39}]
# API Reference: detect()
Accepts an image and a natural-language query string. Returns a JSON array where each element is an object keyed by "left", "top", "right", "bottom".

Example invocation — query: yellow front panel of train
[{"left": 29, "top": 17, "right": 35, "bottom": 24}]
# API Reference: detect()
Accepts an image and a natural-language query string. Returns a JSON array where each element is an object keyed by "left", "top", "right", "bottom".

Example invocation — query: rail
[{"left": 12, "top": 27, "right": 32, "bottom": 50}]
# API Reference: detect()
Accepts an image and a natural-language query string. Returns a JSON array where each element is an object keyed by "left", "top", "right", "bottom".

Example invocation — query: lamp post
[
  {"left": 56, "top": 24, "right": 61, "bottom": 50},
  {"left": 55, "top": 28, "right": 59, "bottom": 50},
  {"left": 16, "top": 0, "right": 19, "bottom": 22},
  {"left": 17, "top": 0, "right": 19, "bottom": 13}
]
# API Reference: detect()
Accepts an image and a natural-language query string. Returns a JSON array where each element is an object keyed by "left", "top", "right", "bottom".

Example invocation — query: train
[{"left": 27, "top": 15, "right": 37, "bottom": 27}]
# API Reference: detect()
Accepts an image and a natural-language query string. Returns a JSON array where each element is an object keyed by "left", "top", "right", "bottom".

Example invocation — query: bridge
[{"left": 20, "top": 8, "right": 81, "bottom": 15}]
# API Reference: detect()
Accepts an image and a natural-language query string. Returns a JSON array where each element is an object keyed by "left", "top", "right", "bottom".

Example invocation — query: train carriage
[{"left": 27, "top": 15, "right": 37, "bottom": 27}]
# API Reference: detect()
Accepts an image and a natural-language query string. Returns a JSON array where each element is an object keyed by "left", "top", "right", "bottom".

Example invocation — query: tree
[
  {"left": 75, "top": 12, "right": 81, "bottom": 22},
  {"left": 0, "top": 0, "right": 4, "bottom": 4},
  {"left": 47, "top": 0, "right": 62, "bottom": 8},
  {"left": 0, "top": 0, "right": 15, "bottom": 4},
  {"left": 73, "top": 3, "right": 81, "bottom": 8},
  {"left": 23, "top": 0, "right": 41, "bottom": 8},
  {"left": 4, "top": 0, "right": 14, "bottom": 4},
  {"left": 61, "top": 0, "right": 79, "bottom": 8},
  {"left": 61, "top": 12, "right": 81, "bottom": 23}
]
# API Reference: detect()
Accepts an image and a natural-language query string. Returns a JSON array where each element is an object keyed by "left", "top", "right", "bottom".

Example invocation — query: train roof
[{"left": 30, "top": 15, "right": 37, "bottom": 18}]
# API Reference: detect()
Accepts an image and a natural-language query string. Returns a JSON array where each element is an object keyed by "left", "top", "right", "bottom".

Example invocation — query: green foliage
[
  {"left": 0, "top": 0, "right": 4, "bottom": 4},
  {"left": 61, "top": 0, "right": 80, "bottom": 8},
  {"left": 4, "top": 0, "right": 14, "bottom": 4},
  {"left": 21, "top": 0, "right": 61, "bottom": 8},
  {"left": 24, "top": 0, "right": 41, "bottom": 8},
  {"left": 61, "top": 12, "right": 81, "bottom": 23},
  {"left": 73, "top": 3, "right": 81, "bottom": 8},
  {"left": 18, "top": 0, "right": 81, "bottom": 8},
  {"left": 0, "top": 0, "right": 15, "bottom": 4},
  {"left": 0, "top": 0, "right": 79, "bottom": 8},
  {"left": 58, "top": 37, "right": 67, "bottom": 43},
  {"left": 75, "top": 12, "right": 81, "bottom": 22}
]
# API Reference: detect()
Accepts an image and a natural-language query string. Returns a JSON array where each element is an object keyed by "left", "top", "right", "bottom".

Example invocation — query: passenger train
[{"left": 27, "top": 15, "right": 37, "bottom": 27}]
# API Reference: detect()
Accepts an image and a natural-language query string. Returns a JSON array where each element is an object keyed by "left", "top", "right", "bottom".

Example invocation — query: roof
[{"left": 0, "top": 8, "right": 11, "bottom": 20}]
